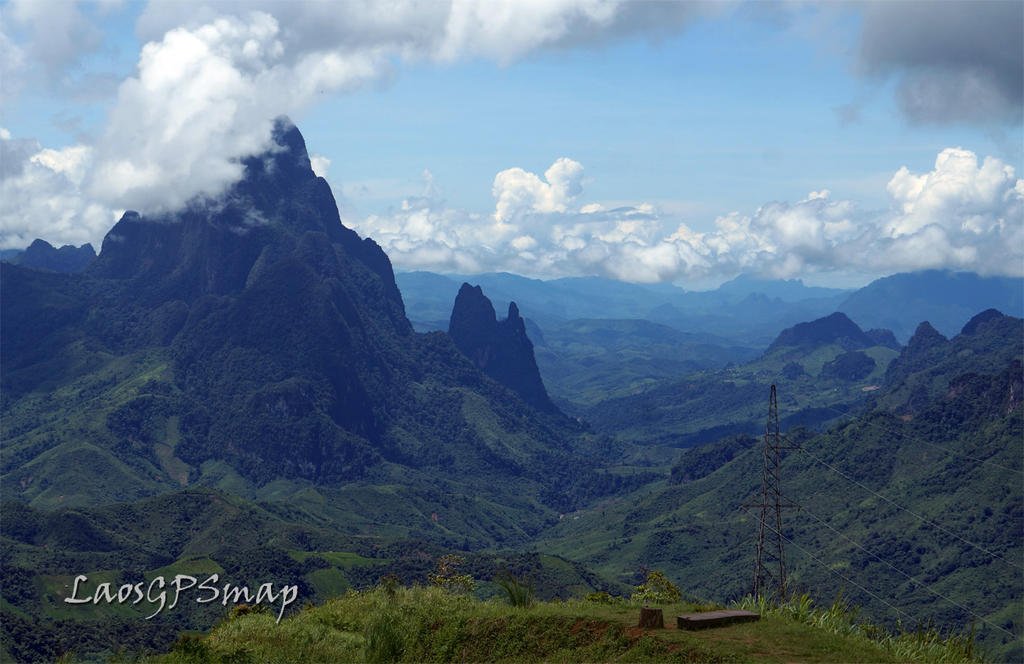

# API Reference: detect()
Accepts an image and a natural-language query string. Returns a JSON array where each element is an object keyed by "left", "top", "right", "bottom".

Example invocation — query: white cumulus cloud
[
  {"left": 351, "top": 148, "right": 1023, "bottom": 283},
  {"left": 2, "top": 0, "right": 1020, "bottom": 281},
  {"left": 493, "top": 158, "right": 585, "bottom": 224},
  {"left": 0, "top": 136, "right": 112, "bottom": 250}
]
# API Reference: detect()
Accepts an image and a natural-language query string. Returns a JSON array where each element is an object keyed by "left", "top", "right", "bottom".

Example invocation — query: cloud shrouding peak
[
  {"left": 87, "top": 12, "right": 380, "bottom": 212},
  {"left": 0, "top": 10, "right": 379, "bottom": 248},
  {"left": 352, "top": 147, "right": 1024, "bottom": 283}
]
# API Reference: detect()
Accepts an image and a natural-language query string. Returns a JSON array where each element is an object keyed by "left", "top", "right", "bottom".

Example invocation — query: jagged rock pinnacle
[{"left": 449, "top": 283, "right": 557, "bottom": 413}]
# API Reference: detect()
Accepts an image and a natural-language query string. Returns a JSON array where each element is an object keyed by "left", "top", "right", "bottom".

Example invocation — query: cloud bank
[{"left": 352, "top": 147, "right": 1024, "bottom": 282}]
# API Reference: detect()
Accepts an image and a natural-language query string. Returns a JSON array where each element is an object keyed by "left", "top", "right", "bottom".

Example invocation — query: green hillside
[
  {"left": 0, "top": 487, "right": 625, "bottom": 661},
  {"left": 536, "top": 312, "right": 1024, "bottom": 661},
  {"left": 532, "top": 318, "right": 758, "bottom": 408},
  {"left": 139, "top": 586, "right": 978, "bottom": 664},
  {"left": 583, "top": 315, "right": 901, "bottom": 447}
]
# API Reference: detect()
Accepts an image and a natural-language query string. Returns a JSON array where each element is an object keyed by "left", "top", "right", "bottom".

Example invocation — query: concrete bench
[{"left": 676, "top": 609, "right": 760, "bottom": 630}]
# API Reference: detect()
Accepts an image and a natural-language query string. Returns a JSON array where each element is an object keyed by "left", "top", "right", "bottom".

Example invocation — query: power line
[
  {"left": 737, "top": 385, "right": 1023, "bottom": 645},
  {"left": 757, "top": 518, "right": 916, "bottom": 625},
  {"left": 814, "top": 403, "right": 1022, "bottom": 475},
  {"left": 790, "top": 448, "right": 1015, "bottom": 532},
  {"left": 793, "top": 441, "right": 1024, "bottom": 573},
  {"left": 798, "top": 505, "right": 1020, "bottom": 642}
]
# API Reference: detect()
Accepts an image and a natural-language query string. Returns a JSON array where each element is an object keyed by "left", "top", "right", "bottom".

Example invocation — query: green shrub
[
  {"left": 631, "top": 570, "right": 681, "bottom": 605},
  {"left": 735, "top": 592, "right": 979, "bottom": 663},
  {"left": 784, "top": 593, "right": 815, "bottom": 623},
  {"left": 170, "top": 633, "right": 211, "bottom": 662},
  {"left": 428, "top": 554, "right": 476, "bottom": 595},
  {"left": 229, "top": 603, "right": 268, "bottom": 620}
]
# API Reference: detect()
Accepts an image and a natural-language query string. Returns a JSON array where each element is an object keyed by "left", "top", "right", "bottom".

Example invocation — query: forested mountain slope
[{"left": 537, "top": 310, "right": 1024, "bottom": 661}]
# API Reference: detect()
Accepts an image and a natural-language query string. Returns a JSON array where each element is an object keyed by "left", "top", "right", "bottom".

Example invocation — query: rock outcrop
[{"left": 449, "top": 283, "right": 557, "bottom": 413}]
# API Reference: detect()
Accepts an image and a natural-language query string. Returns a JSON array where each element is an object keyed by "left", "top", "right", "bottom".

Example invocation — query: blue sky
[
  {"left": 1, "top": 1, "right": 1021, "bottom": 287},
  {"left": 300, "top": 15, "right": 1017, "bottom": 218}
]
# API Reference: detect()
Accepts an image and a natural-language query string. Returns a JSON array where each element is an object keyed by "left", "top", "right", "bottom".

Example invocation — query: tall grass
[
  {"left": 364, "top": 608, "right": 404, "bottom": 663},
  {"left": 737, "top": 593, "right": 980, "bottom": 664}
]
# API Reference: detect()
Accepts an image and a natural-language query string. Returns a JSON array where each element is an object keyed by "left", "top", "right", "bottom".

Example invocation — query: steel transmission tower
[{"left": 751, "top": 384, "right": 798, "bottom": 601}]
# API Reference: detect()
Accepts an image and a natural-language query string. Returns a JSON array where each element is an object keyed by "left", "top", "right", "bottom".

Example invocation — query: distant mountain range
[
  {"left": 714, "top": 273, "right": 848, "bottom": 302},
  {"left": 395, "top": 271, "right": 685, "bottom": 331},
  {"left": 3, "top": 238, "right": 96, "bottom": 273},
  {"left": 838, "top": 270, "right": 1024, "bottom": 341},
  {"left": 7, "top": 226, "right": 1020, "bottom": 349},
  {"left": 391, "top": 268, "right": 1020, "bottom": 411},
  {"left": 396, "top": 269, "right": 1022, "bottom": 347}
]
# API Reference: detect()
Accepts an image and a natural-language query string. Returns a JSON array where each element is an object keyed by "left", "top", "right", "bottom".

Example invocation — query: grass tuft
[{"left": 496, "top": 575, "right": 535, "bottom": 608}]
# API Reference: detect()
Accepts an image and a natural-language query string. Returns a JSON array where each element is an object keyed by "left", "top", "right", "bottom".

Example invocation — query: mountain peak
[
  {"left": 450, "top": 283, "right": 498, "bottom": 336},
  {"left": 96, "top": 118, "right": 333, "bottom": 255},
  {"left": 10, "top": 238, "right": 96, "bottom": 273},
  {"left": 449, "top": 284, "right": 557, "bottom": 413},
  {"left": 907, "top": 321, "right": 948, "bottom": 349},
  {"left": 767, "top": 311, "right": 872, "bottom": 352},
  {"left": 961, "top": 308, "right": 1007, "bottom": 336},
  {"left": 237, "top": 117, "right": 315, "bottom": 192},
  {"left": 883, "top": 320, "right": 950, "bottom": 386},
  {"left": 88, "top": 120, "right": 405, "bottom": 311}
]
